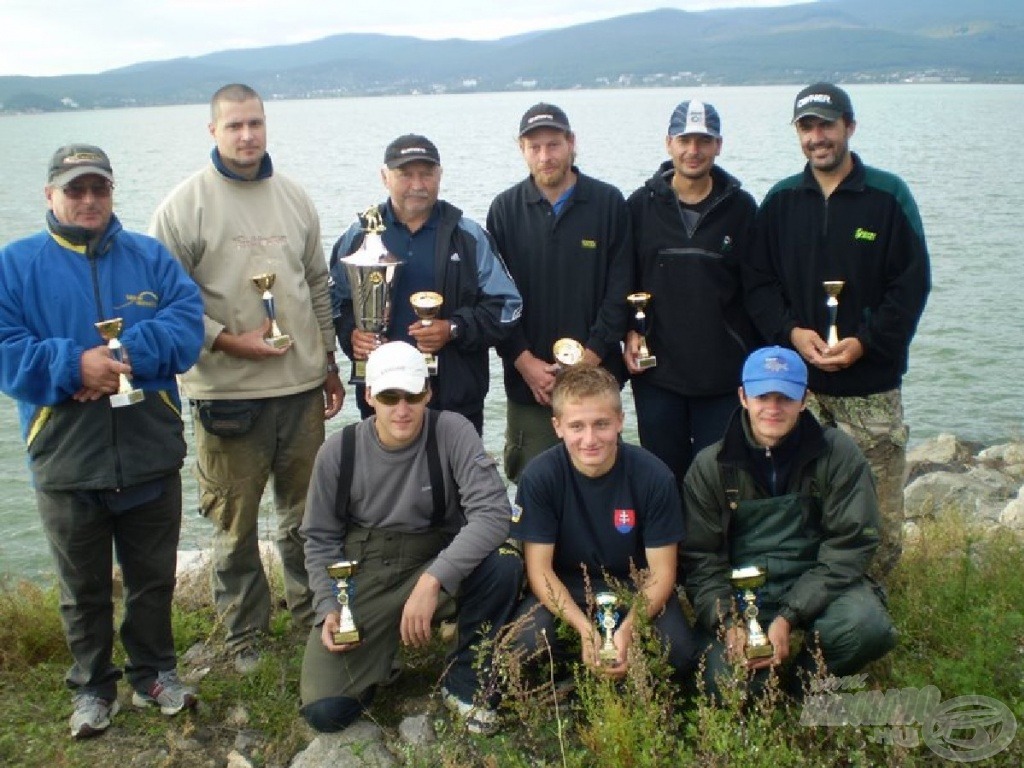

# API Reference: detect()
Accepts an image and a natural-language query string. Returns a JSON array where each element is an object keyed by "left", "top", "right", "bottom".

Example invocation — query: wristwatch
[
  {"left": 448, "top": 318, "right": 460, "bottom": 341},
  {"left": 325, "top": 361, "right": 340, "bottom": 375}
]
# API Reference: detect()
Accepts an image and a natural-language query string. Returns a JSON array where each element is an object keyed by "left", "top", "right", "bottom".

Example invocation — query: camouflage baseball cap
[{"left": 47, "top": 144, "right": 114, "bottom": 186}]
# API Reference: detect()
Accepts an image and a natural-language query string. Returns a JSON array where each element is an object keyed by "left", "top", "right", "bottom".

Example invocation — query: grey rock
[
  {"left": 1000, "top": 487, "right": 1024, "bottom": 531},
  {"left": 225, "top": 703, "right": 251, "bottom": 728},
  {"left": 289, "top": 719, "right": 396, "bottom": 768},
  {"left": 234, "top": 728, "right": 266, "bottom": 754},
  {"left": 227, "top": 750, "right": 256, "bottom": 768},
  {"left": 904, "top": 466, "right": 1016, "bottom": 523},
  {"left": 398, "top": 714, "right": 435, "bottom": 747},
  {"left": 132, "top": 749, "right": 170, "bottom": 766}
]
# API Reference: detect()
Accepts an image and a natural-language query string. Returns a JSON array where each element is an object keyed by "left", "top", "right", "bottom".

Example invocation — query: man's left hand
[
  {"left": 400, "top": 572, "right": 441, "bottom": 648},
  {"left": 323, "top": 371, "right": 344, "bottom": 419},
  {"left": 408, "top": 319, "right": 452, "bottom": 355},
  {"left": 821, "top": 337, "right": 864, "bottom": 369}
]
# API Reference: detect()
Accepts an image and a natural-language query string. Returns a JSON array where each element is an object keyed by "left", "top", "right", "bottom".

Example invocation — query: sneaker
[
  {"left": 70, "top": 694, "right": 120, "bottom": 739},
  {"left": 441, "top": 686, "right": 498, "bottom": 736},
  {"left": 132, "top": 669, "right": 198, "bottom": 715},
  {"left": 233, "top": 646, "right": 262, "bottom": 675}
]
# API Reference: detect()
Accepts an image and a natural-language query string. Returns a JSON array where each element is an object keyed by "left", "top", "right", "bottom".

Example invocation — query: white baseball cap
[{"left": 365, "top": 341, "right": 428, "bottom": 393}]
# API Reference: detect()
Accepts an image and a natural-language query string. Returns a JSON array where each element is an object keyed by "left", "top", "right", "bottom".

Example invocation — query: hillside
[{"left": 1, "top": 0, "right": 1022, "bottom": 113}]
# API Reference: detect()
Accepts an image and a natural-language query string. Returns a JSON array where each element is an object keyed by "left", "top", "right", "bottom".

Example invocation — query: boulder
[
  {"left": 903, "top": 466, "right": 1017, "bottom": 524},
  {"left": 978, "top": 442, "right": 1024, "bottom": 480},
  {"left": 1000, "top": 486, "right": 1024, "bottom": 532},
  {"left": 906, "top": 433, "right": 973, "bottom": 481},
  {"left": 289, "top": 720, "right": 396, "bottom": 768}
]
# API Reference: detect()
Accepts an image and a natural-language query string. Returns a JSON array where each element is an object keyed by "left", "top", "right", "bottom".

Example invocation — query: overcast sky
[{"left": 1, "top": 0, "right": 815, "bottom": 77}]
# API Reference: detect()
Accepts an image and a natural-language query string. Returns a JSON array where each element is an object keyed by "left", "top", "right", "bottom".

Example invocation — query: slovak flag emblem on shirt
[{"left": 614, "top": 509, "right": 636, "bottom": 534}]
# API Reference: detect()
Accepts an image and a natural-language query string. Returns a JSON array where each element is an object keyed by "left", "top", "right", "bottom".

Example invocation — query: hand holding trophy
[
  {"left": 626, "top": 291, "right": 657, "bottom": 369},
  {"left": 326, "top": 561, "right": 361, "bottom": 645},
  {"left": 251, "top": 272, "right": 291, "bottom": 349},
  {"left": 822, "top": 280, "right": 845, "bottom": 348},
  {"left": 730, "top": 566, "right": 773, "bottom": 660},
  {"left": 410, "top": 290, "right": 444, "bottom": 375},
  {"left": 94, "top": 318, "right": 144, "bottom": 407},
  {"left": 594, "top": 592, "right": 623, "bottom": 666},
  {"left": 552, "top": 338, "right": 584, "bottom": 371}
]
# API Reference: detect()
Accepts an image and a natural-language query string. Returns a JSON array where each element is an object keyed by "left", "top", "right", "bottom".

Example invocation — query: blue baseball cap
[
  {"left": 742, "top": 347, "right": 807, "bottom": 401},
  {"left": 668, "top": 100, "right": 721, "bottom": 138}
]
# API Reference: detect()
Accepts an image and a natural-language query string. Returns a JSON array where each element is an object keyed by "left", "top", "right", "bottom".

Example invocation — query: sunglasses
[
  {"left": 374, "top": 389, "right": 428, "bottom": 406},
  {"left": 62, "top": 181, "right": 114, "bottom": 200}
]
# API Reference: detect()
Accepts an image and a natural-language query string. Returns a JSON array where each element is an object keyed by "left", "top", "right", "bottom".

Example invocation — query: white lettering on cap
[
  {"left": 796, "top": 93, "right": 834, "bottom": 109},
  {"left": 528, "top": 114, "right": 554, "bottom": 124},
  {"left": 400, "top": 147, "right": 428, "bottom": 156},
  {"left": 764, "top": 356, "right": 789, "bottom": 372}
]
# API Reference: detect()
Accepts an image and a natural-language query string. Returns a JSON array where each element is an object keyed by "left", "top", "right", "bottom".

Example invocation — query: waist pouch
[{"left": 193, "top": 399, "right": 264, "bottom": 438}]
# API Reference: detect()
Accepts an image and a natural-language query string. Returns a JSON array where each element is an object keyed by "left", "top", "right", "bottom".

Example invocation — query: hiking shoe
[
  {"left": 233, "top": 646, "right": 262, "bottom": 675},
  {"left": 70, "top": 694, "right": 119, "bottom": 739},
  {"left": 441, "top": 686, "right": 498, "bottom": 736},
  {"left": 132, "top": 669, "right": 197, "bottom": 715}
]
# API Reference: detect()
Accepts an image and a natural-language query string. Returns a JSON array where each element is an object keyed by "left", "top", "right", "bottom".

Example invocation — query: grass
[{"left": 1, "top": 507, "right": 1021, "bottom": 767}]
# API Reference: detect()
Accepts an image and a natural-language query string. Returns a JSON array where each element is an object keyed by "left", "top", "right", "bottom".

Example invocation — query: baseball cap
[
  {"left": 668, "top": 100, "right": 721, "bottom": 138},
  {"left": 365, "top": 341, "right": 428, "bottom": 394},
  {"left": 518, "top": 103, "right": 571, "bottom": 137},
  {"left": 384, "top": 134, "right": 440, "bottom": 169},
  {"left": 742, "top": 346, "right": 808, "bottom": 401},
  {"left": 792, "top": 82, "right": 854, "bottom": 123},
  {"left": 47, "top": 144, "right": 114, "bottom": 186}
]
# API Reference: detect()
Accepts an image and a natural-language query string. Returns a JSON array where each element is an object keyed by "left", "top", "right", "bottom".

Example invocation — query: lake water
[{"left": 1, "top": 84, "right": 1021, "bottom": 577}]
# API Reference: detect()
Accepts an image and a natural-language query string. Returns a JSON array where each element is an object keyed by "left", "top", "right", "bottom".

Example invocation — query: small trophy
[
  {"left": 94, "top": 318, "right": 144, "bottom": 408},
  {"left": 626, "top": 292, "right": 657, "bottom": 369},
  {"left": 594, "top": 592, "right": 622, "bottom": 665},
  {"left": 823, "top": 280, "right": 845, "bottom": 348},
  {"left": 342, "top": 207, "right": 405, "bottom": 384},
  {"left": 410, "top": 290, "right": 444, "bottom": 376},
  {"left": 251, "top": 272, "right": 291, "bottom": 349},
  {"left": 326, "top": 560, "right": 360, "bottom": 645},
  {"left": 552, "top": 338, "right": 584, "bottom": 370},
  {"left": 730, "top": 566, "right": 773, "bottom": 660}
]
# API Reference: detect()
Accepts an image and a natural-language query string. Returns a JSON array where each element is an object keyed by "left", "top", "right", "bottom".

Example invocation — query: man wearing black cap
[
  {"left": 625, "top": 99, "right": 760, "bottom": 487},
  {"left": 0, "top": 144, "right": 204, "bottom": 737},
  {"left": 745, "top": 82, "right": 931, "bottom": 580},
  {"left": 330, "top": 133, "right": 522, "bottom": 435},
  {"left": 487, "top": 103, "right": 632, "bottom": 482},
  {"left": 151, "top": 83, "right": 345, "bottom": 672}
]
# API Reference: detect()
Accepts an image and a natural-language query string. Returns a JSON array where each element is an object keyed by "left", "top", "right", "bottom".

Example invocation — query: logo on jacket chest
[{"left": 613, "top": 508, "right": 636, "bottom": 534}]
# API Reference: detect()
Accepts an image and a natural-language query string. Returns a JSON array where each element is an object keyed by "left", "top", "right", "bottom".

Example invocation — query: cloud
[{"left": 0, "top": 0, "right": 815, "bottom": 77}]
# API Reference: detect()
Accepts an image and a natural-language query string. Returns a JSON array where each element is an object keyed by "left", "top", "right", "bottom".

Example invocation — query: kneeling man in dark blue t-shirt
[{"left": 510, "top": 364, "right": 700, "bottom": 679}]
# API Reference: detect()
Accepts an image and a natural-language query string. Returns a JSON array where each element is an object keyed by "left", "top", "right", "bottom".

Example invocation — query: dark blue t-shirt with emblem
[{"left": 513, "top": 442, "right": 684, "bottom": 590}]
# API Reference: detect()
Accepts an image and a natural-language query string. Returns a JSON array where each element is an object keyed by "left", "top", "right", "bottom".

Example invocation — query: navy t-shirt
[{"left": 512, "top": 442, "right": 684, "bottom": 590}]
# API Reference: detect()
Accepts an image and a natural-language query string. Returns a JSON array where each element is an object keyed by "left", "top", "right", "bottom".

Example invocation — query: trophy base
[
  {"left": 265, "top": 334, "right": 291, "bottom": 350},
  {"left": 110, "top": 389, "right": 145, "bottom": 408},
  {"left": 424, "top": 354, "right": 438, "bottom": 377},
  {"left": 637, "top": 355, "right": 657, "bottom": 370},
  {"left": 349, "top": 359, "right": 367, "bottom": 386},
  {"left": 745, "top": 642, "right": 774, "bottom": 660},
  {"left": 599, "top": 647, "right": 620, "bottom": 665},
  {"left": 333, "top": 627, "right": 361, "bottom": 645}
]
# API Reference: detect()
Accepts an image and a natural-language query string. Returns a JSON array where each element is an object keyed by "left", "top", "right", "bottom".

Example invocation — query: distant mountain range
[{"left": 2, "top": 0, "right": 1021, "bottom": 113}]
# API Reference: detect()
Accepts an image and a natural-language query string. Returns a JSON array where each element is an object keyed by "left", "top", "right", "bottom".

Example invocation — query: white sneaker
[
  {"left": 441, "top": 686, "right": 498, "bottom": 736},
  {"left": 132, "top": 669, "right": 197, "bottom": 715},
  {"left": 70, "top": 694, "right": 120, "bottom": 739}
]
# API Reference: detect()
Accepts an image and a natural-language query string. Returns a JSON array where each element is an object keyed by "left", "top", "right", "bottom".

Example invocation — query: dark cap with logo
[
  {"left": 668, "top": 100, "right": 722, "bottom": 138},
  {"left": 792, "top": 82, "right": 854, "bottom": 123},
  {"left": 518, "top": 103, "right": 572, "bottom": 137},
  {"left": 47, "top": 144, "right": 114, "bottom": 186},
  {"left": 384, "top": 134, "right": 441, "bottom": 168}
]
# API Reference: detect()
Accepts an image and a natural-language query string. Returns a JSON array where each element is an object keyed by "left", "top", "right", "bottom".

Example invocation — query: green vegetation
[{"left": 1, "top": 510, "right": 1021, "bottom": 767}]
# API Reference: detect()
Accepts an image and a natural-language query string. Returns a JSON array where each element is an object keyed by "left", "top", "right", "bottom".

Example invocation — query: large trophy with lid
[{"left": 341, "top": 207, "right": 405, "bottom": 384}]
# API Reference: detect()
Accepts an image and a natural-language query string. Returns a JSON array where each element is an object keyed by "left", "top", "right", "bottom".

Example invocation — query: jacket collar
[
  {"left": 211, "top": 148, "right": 274, "bottom": 181},
  {"left": 645, "top": 161, "right": 742, "bottom": 203},
  {"left": 47, "top": 211, "right": 122, "bottom": 257},
  {"left": 524, "top": 165, "right": 586, "bottom": 205},
  {"left": 717, "top": 407, "right": 827, "bottom": 480},
  {"left": 798, "top": 151, "right": 866, "bottom": 195}
]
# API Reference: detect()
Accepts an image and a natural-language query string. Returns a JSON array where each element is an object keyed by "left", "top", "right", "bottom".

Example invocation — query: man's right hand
[
  {"left": 514, "top": 351, "right": 558, "bottom": 406},
  {"left": 213, "top": 319, "right": 291, "bottom": 360},
  {"left": 350, "top": 329, "right": 382, "bottom": 361},
  {"left": 320, "top": 611, "right": 360, "bottom": 653},
  {"left": 622, "top": 330, "right": 645, "bottom": 375},
  {"left": 76, "top": 345, "right": 130, "bottom": 401},
  {"left": 790, "top": 327, "right": 841, "bottom": 372}
]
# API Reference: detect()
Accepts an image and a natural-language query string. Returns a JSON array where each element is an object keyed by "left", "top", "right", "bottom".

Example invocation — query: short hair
[
  {"left": 210, "top": 83, "right": 263, "bottom": 121},
  {"left": 551, "top": 364, "right": 621, "bottom": 418}
]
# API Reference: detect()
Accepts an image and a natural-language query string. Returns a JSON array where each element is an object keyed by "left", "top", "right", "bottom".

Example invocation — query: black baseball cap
[
  {"left": 47, "top": 144, "right": 114, "bottom": 186},
  {"left": 518, "top": 103, "right": 571, "bottom": 137},
  {"left": 383, "top": 134, "right": 440, "bottom": 168},
  {"left": 792, "top": 83, "right": 854, "bottom": 123}
]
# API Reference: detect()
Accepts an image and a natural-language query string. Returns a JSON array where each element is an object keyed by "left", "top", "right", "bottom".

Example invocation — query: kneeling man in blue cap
[{"left": 682, "top": 346, "right": 896, "bottom": 696}]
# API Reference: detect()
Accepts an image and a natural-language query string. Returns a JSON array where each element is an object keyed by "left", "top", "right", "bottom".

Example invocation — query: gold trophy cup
[
  {"left": 730, "top": 566, "right": 773, "bottom": 660},
  {"left": 94, "top": 318, "right": 144, "bottom": 407},
  {"left": 326, "top": 560, "right": 360, "bottom": 645},
  {"left": 595, "top": 592, "right": 621, "bottom": 665},
  {"left": 251, "top": 272, "right": 291, "bottom": 349},
  {"left": 341, "top": 207, "right": 405, "bottom": 384},
  {"left": 823, "top": 280, "right": 845, "bottom": 348},
  {"left": 552, "top": 338, "right": 585, "bottom": 370},
  {"left": 626, "top": 291, "right": 657, "bottom": 369},
  {"left": 410, "top": 290, "right": 444, "bottom": 376}
]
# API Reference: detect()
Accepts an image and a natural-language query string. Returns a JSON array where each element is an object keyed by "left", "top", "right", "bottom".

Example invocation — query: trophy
[
  {"left": 553, "top": 338, "right": 584, "bottom": 370},
  {"left": 94, "top": 318, "right": 144, "bottom": 407},
  {"left": 341, "top": 207, "right": 405, "bottom": 384},
  {"left": 730, "top": 566, "right": 773, "bottom": 660},
  {"left": 326, "top": 560, "right": 360, "bottom": 645},
  {"left": 626, "top": 292, "right": 657, "bottom": 369},
  {"left": 594, "top": 592, "right": 622, "bottom": 665},
  {"left": 410, "top": 290, "right": 444, "bottom": 376},
  {"left": 823, "top": 281, "right": 845, "bottom": 348},
  {"left": 251, "top": 272, "right": 291, "bottom": 349}
]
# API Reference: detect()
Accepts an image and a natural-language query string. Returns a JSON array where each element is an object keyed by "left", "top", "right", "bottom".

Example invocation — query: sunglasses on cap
[
  {"left": 374, "top": 389, "right": 428, "bottom": 406},
  {"left": 61, "top": 181, "right": 114, "bottom": 200}
]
